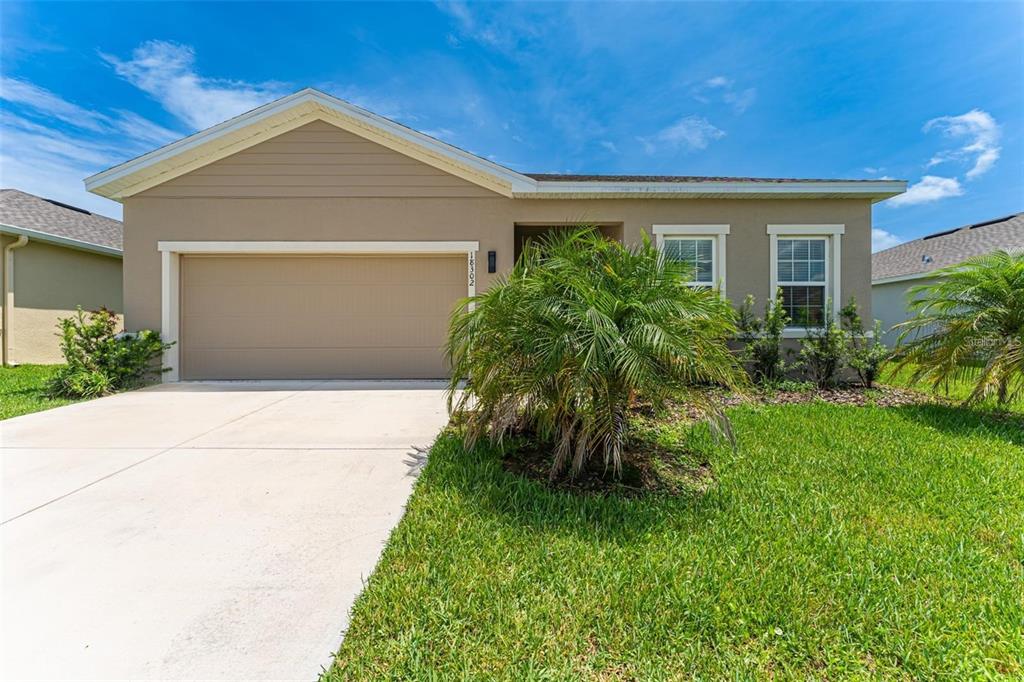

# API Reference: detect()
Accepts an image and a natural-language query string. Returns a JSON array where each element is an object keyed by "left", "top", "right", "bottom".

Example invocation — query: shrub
[
  {"left": 840, "top": 298, "right": 890, "bottom": 388},
  {"left": 892, "top": 250, "right": 1024, "bottom": 406},
  {"left": 797, "top": 300, "right": 847, "bottom": 388},
  {"left": 736, "top": 289, "right": 791, "bottom": 384},
  {"left": 737, "top": 284, "right": 790, "bottom": 382},
  {"left": 48, "top": 307, "right": 171, "bottom": 398},
  {"left": 446, "top": 228, "right": 747, "bottom": 480}
]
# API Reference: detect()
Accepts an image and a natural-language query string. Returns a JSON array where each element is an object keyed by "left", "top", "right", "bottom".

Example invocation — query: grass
[
  {"left": 880, "top": 362, "right": 1024, "bottom": 414},
  {"left": 326, "top": 402, "right": 1024, "bottom": 680},
  {"left": 0, "top": 364, "right": 78, "bottom": 420}
]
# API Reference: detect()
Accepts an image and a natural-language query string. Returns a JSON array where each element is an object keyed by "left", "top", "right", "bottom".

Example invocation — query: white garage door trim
[{"left": 157, "top": 241, "right": 480, "bottom": 382}]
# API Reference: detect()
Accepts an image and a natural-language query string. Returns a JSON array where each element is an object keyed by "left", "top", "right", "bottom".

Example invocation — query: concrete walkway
[{"left": 1, "top": 381, "right": 449, "bottom": 680}]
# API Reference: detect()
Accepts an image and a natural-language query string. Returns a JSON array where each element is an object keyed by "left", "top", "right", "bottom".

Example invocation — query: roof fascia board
[
  {"left": 517, "top": 180, "right": 907, "bottom": 201},
  {"left": 871, "top": 271, "right": 939, "bottom": 285},
  {"left": 0, "top": 223, "right": 122, "bottom": 257}
]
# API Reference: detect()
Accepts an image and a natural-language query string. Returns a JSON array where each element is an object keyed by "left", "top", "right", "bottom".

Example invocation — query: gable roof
[
  {"left": 872, "top": 212, "right": 1024, "bottom": 283},
  {"left": 0, "top": 189, "right": 122, "bottom": 256},
  {"left": 85, "top": 88, "right": 907, "bottom": 203}
]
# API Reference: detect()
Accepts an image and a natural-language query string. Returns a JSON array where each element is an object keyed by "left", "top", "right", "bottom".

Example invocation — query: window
[
  {"left": 652, "top": 225, "right": 729, "bottom": 293},
  {"left": 767, "top": 224, "right": 844, "bottom": 331},
  {"left": 663, "top": 237, "right": 714, "bottom": 285},
  {"left": 777, "top": 238, "right": 827, "bottom": 326}
]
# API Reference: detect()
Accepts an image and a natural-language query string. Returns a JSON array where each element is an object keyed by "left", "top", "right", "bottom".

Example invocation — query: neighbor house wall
[
  {"left": 871, "top": 276, "right": 937, "bottom": 346},
  {"left": 121, "top": 121, "right": 875, "bottom": 335},
  {"left": 2, "top": 239, "right": 122, "bottom": 364}
]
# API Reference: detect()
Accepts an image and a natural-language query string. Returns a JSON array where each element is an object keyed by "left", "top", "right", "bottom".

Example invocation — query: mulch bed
[
  {"left": 759, "top": 385, "right": 931, "bottom": 408},
  {"left": 499, "top": 384, "right": 937, "bottom": 497},
  {"left": 667, "top": 384, "right": 934, "bottom": 421},
  {"left": 503, "top": 438, "right": 713, "bottom": 497}
]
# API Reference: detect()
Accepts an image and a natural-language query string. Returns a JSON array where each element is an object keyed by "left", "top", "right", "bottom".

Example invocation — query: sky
[{"left": 1, "top": 1, "right": 1021, "bottom": 251}]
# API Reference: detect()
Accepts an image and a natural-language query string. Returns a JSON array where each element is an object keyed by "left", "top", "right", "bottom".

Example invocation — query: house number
[{"left": 468, "top": 252, "right": 476, "bottom": 288}]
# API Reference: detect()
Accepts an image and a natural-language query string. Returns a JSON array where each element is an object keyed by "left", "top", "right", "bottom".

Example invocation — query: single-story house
[
  {"left": 84, "top": 88, "right": 905, "bottom": 381},
  {"left": 872, "top": 212, "right": 1023, "bottom": 345},
  {"left": 0, "top": 189, "right": 123, "bottom": 365}
]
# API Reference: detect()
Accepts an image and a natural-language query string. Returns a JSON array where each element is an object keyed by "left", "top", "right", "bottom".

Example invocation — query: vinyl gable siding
[{"left": 142, "top": 120, "right": 501, "bottom": 199}]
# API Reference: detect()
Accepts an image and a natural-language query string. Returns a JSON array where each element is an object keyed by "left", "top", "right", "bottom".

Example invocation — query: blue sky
[{"left": 1, "top": 1, "right": 1021, "bottom": 250}]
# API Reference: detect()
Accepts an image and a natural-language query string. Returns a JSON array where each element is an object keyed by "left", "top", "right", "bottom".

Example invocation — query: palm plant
[
  {"left": 446, "top": 228, "right": 747, "bottom": 480},
  {"left": 892, "top": 249, "right": 1024, "bottom": 406}
]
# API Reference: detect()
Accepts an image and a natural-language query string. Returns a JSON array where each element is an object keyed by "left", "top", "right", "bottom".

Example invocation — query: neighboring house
[
  {"left": 84, "top": 88, "right": 905, "bottom": 381},
  {"left": 872, "top": 212, "right": 1024, "bottom": 345},
  {"left": 0, "top": 190, "right": 123, "bottom": 366}
]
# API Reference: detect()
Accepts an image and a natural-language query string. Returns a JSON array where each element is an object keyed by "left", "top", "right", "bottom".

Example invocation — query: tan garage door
[{"left": 180, "top": 254, "right": 465, "bottom": 380}]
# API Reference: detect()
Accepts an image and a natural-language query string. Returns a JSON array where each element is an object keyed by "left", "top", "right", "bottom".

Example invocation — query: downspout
[{"left": 2, "top": 234, "right": 29, "bottom": 367}]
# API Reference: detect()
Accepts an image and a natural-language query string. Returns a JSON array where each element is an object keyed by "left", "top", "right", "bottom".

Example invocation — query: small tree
[
  {"left": 446, "top": 228, "right": 747, "bottom": 480},
  {"left": 797, "top": 300, "right": 847, "bottom": 389},
  {"left": 736, "top": 289, "right": 791, "bottom": 384},
  {"left": 840, "top": 298, "right": 890, "bottom": 388},
  {"left": 892, "top": 250, "right": 1024, "bottom": 406},
  {"left": 48, "top": 307, "right": 171, "bottom": 398}
]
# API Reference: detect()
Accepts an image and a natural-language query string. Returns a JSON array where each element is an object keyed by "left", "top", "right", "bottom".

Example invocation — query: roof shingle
[
  {"left": 0, "top": 189, "right": 122, "bottom": 251},
  {"left": 526, "top": 173, "right": 887, "bottom": 183},
  {"left": 872, "top": 212, "right": 1024, "bottom": 281}
]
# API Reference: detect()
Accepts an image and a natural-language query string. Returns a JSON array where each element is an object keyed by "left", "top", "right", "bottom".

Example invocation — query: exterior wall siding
[
  {"left": 122, "top": 121, "right": 875, "bottom": 337},
  {"left": 871, "top": 277, "right": 937, "bottom": 346},
  {"left": 2, "top": 240, "right": 123, "bottom": 364}
]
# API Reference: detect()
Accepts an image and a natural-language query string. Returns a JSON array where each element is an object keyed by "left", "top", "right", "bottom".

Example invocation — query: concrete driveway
[{"left": 1, "top": 381, "right": 449, "bottom": 680}]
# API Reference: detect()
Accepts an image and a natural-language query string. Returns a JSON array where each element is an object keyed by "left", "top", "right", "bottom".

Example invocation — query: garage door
[{"left": 179, "top": 254, "right": 466, "bottom": 380}]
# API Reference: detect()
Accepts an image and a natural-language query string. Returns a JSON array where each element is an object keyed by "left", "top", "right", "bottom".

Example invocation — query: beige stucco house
[
  {"left": 1, "top": 190, "right": 123, "bottom": 365},
  {"left": 872, "top": 212, "right": 1023, "bottom": 345},
  {"left": 84, "top": 88, "right": 905, "bottom": 381}
]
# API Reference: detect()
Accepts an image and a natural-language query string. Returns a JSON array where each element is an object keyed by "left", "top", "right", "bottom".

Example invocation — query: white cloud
[
  {"left": 887, "top": 175, "right": 963, "bottom": 207},
  {"left": 863, "top": 166, "right": 881, "bottom": 174},
  {"left": 101, "top": 40, "right": 288, "bottom": 130},
  {"left": 599, "top": 140, "right": 619, "bottom": 153},
  {"left": 722, "top": 87, "right": 757, "bottom": 114},
  {"left": 0, "top": 113, "right": 126, "bottom": 216},
  {"left": 110, "top": 109, "right": 181, "bottom": 147},
  {"left": 435, "top": 1, "right": 535, "bottom": 52},
  {"left": 871, "top": 228, "right": 902, "bottom": 252},
  {"left": 923, "top": 109, "right": 1001, "bottom": 179},
  {"left": 691, "top": 76, "right": 756, "bottom": 114},
  {"left": 639, "top": 115, "right": 725, "bottom": 154},
  {"left": 0, "top": 77, "right": 109, "bottom": 132},
  {"left": 0, "top": 77, "right": 185, "bottom": 219}
]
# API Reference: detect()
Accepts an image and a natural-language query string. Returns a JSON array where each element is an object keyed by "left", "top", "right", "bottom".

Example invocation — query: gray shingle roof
[
  {"left": 0, "top": 189, "right": 122, "bottom": 251},
  {"left": 872, "top": 212, "right": 1024, "bottom": 281},
  {"left": 525, "top": 173, "right": 889, "bottom": 183}
]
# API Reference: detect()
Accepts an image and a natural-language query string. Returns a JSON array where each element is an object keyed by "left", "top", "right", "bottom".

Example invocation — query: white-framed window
[
  {"left": 767, "top": 224, "right": 844, "bottom": 331},
  {"left": 652, "top": 225, "right": 729, "bottom": 293}
]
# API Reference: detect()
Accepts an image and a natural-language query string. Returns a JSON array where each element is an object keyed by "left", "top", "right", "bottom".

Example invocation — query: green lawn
[
  {"left": 326, "top": 402, "right": 1024, "bottom": 679},
  {"left": 0, "top": 365, "right": 78, "bottom": 420},
  {"left": 881, "top": 363, "right": 1023, "bottom": 414}
]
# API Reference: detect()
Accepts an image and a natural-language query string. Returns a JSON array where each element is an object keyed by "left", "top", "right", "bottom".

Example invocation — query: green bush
[
  {"left": 840, "top": 298, "right": 890, "bottom": 388},
  {"left": 797, "top": 300, "right": 847, "bottom": 389},
  {"left": 47, "top": 307, "right": 171, "bottom": 399},
  {"left": 892, "top": 250, "right": 1024, "bottom": 406},
  {"left": 446, "top": 228, "right": 746, "bottom": 480},
  {"left": 736, "top": 289, "right": 792, "bottom": 384}
]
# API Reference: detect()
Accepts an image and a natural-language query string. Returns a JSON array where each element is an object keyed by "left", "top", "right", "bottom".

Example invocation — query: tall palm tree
[
  {"left": 892, "top": 249, "right": 1024, "bottom": 406},
  {"left": 446, "top": 228, "right": 746, "bottom": 480}
]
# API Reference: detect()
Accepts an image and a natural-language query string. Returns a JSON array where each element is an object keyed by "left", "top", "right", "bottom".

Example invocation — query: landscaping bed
[{"left": 326, "top": 400, "right": 1024, "bottom": 679}]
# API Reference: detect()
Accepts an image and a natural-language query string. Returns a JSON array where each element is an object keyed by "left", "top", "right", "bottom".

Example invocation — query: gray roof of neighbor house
[
  {"left": 0, "top": 189, "right": 122, "bottom": 254},
  {"left": 872, "top": 212, "right": 1024, "bottom": 282}
]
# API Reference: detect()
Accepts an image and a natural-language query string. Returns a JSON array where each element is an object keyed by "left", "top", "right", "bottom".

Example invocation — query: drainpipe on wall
[{"left": 2, "top": 234, "right": 29, "bottom": 367}]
